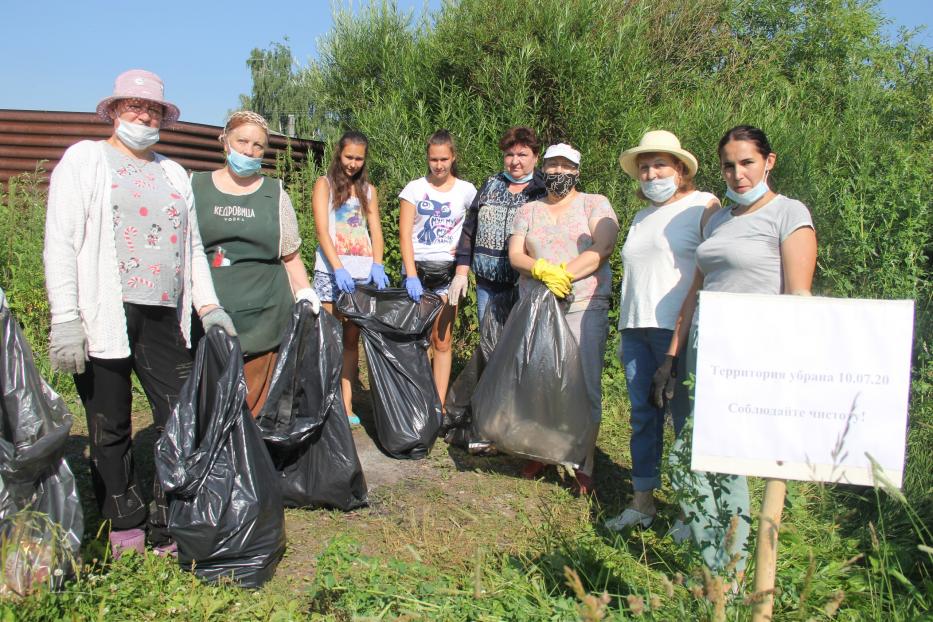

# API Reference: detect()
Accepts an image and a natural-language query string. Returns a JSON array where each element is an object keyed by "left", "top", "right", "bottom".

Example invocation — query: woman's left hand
[{"left": 369, "top": 263, "right": 390, "bottom": 289}]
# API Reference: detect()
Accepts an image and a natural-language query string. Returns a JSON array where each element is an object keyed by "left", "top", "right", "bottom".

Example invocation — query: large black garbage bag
[
  {"left": 256, "top": 301, "right": 367, "bottom": 510},
  {"left": 472, "top": 282, "right": 596, "bottom": 468},
  {"left": 0, "top": 301, "right": 83, "bottom": 595},
  {"left": 155, "top": 327, "right": 285, "bottom": 588},
  {"left": 337, "top": 286, "right": 443, "bottom": 459},
  {"left": 443, "top": 289, "right": 517, "bottom": 447}
]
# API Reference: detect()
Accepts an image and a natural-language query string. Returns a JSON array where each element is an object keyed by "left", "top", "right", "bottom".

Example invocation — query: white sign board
[{"left": 692, "top": 292, "right": 914, "bottom": 488}]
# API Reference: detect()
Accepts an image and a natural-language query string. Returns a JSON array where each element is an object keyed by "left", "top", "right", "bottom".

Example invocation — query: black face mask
[{"left": 543, "top": 172, "right": 579, "bottom": 198}]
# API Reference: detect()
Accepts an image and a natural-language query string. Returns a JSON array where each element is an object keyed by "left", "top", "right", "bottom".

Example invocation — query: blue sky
[{"left": 0, "top": 0, "right": 927, "bottom": 127}]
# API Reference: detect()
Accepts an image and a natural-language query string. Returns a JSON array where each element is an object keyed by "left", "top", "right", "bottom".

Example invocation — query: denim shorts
[{"left": 313, "top": 271, "right": 369, "bottom": 303}]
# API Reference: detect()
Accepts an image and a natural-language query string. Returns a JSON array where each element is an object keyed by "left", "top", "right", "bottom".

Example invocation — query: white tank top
[{"left": 313, "top": 178, "right": 374, "bottom": 279}]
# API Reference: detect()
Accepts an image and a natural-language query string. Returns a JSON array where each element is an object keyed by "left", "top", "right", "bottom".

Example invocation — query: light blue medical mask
[
  {"left": 640, "top": 176, "right": 678, "bottom": 204},
  {"left": 115, "top": 119, "right": 160, "bottom": 151},
  {"left": 503, "top": 170, "right": 534, "bottom": 184},
  {"left": 226, "top": 145, "right": 263, "bottom": 177},
  {"left": 726, "top": 169, "right": 771, "bottom": 206}
]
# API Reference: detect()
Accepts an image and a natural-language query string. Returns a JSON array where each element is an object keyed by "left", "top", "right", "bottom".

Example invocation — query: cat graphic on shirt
[{"left": 416, "top": 194, "right": 453, "bottom": 246}]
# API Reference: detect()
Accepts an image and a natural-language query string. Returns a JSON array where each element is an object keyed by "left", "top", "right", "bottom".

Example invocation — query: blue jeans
[
  {"left": 620, "top": 327, "right": 689, "bottom": 492},
  {"left": 476, "top": 280, "right": 514, "bottom": 324},
  {"left": 669, "top": 324, "right": 750, "bottom": 574}
]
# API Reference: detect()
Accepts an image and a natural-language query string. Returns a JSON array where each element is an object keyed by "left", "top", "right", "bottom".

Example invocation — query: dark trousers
[{"left": 74, "top": 303, "right": 192, "bottom": 545}]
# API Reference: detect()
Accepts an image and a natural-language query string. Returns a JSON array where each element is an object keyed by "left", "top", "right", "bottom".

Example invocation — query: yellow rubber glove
[{"left": 531, "top": 258, "right": 572, "bottom": 298}]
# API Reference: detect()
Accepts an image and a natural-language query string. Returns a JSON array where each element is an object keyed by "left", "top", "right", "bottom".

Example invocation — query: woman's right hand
[
  {"left": 334, "top": 268, "right": 356, "bottom": 294},
  {"left": 49, "top": 319, "right": 86, "bottom": 374},
  {"left": 448, "top": 273, "right": 469, "bottom": 306}
]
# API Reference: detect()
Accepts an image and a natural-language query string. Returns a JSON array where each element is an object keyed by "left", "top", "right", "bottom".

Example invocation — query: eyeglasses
[{"left": 120, "top": 100, "right": 164, "bottom": 120}]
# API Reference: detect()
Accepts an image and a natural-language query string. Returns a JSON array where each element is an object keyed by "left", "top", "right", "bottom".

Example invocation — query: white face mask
[
  {"left": 640, "top": 176, "right": 678, "bottom": 204},
  {"left": 726, "top": 169, "right": 770, "bottom": 206},
  {"left": 115, "top": 119, "right": 160, "bottom": 150}
]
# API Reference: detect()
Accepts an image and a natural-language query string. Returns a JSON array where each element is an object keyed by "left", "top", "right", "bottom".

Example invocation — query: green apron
[{"left": 192, "top": 172, "right": 294, "bottom": 356}]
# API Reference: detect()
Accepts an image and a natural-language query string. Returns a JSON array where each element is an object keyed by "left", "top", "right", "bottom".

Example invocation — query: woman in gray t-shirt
[{"left": 655, "top": 125, "right": 817, "bottom": 578}]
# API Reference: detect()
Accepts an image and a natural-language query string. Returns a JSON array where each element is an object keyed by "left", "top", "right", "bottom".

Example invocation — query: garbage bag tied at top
[
  {"left": 155, "top": 327, "right": 285, "bottom": 588},
  {"left": 336, "top": 286, "right": 443, "bottom": 459},
  {"left": 256, "top": 301, "right": 367, "bottom": 510},
  {"left": 471, "top": 282, "right": 597, "bottom": 468}
]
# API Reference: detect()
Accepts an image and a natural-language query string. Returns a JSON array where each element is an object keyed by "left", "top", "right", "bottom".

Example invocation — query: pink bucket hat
[{"left": 96, "top": 69, "right": 180, "bottom": 125}]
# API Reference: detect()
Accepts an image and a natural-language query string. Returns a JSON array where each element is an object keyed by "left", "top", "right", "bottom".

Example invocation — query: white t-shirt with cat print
[{"left": 399, "top": 177, "right": 477, "bottom": 262}]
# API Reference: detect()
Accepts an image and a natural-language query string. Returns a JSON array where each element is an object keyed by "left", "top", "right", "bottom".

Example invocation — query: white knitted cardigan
[{"left": 44, "top": 140, "right": 219, "bottom": 359}]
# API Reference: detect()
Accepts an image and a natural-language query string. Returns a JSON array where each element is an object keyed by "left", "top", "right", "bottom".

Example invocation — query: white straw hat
[{"left": 618, "top": 130, "right": 697, "bottom": 178}]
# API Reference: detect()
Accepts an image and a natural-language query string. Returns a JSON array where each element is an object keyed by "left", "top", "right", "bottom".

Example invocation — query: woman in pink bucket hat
[{"left": 44, "top": 69, "right": 235, "bottom": 559}]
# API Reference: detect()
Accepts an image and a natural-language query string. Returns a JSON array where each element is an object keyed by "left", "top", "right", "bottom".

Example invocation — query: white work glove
[
  {"left": 295, "top": 287, "right": 321, "bottom": 315},
  {"left": 201, "top": 307, "right": 238, "bottom": 336},
  {"left": 49, "top": 318, "right": 87, "bottom": 374},
  {"left": 447, "top": 274, "right": 469, "bottom": 306}
]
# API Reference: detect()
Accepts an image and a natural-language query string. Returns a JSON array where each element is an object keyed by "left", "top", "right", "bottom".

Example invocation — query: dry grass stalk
[
  {"left": 823, "top": 590, "right": 845, "bottom": 617},
  {"left": 563, "top": 566, "right": 610, "bottom": 621}
]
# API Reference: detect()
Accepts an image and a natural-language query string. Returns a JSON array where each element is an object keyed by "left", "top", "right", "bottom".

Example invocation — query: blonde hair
[{"left": 219, "top": 111, "right": 270, "bottom": 144}]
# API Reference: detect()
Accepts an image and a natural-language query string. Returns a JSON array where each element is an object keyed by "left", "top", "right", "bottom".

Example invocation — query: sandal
[
  {"left": 605, "top": 508, "right": 655, "bottom": 531},
  {"left": 347, "top": 414, "right": 361, "bottom": 427}
]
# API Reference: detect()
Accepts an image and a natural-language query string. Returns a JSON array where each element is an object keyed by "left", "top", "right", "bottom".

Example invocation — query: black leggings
[{"left": 74, "top": 304, "right": 192, "bottom": 545}]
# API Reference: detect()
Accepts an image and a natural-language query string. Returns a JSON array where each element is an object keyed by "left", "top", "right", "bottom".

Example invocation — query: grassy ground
[
  {"left": 1, "top": 174, "right": 929, "bottom": 619},
  {"left": 5, "top": 351, "right": 929, "bottom": 621}
]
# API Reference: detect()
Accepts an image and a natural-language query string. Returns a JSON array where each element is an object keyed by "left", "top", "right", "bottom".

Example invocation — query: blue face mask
[
  {"left": 726, "top": 170, "right": 770, "bottom": 206},
  {"left": 226, "top": 145, "right": 262, "bottom": 177},
  {"left": 640, "top": 176, "right": 678, "bottom": 204},
  {"left": 503, "top": 170, "right": 534, "bottom": 184}
]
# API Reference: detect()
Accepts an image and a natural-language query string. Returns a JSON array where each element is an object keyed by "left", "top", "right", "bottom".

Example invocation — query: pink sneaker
[
  {"left": 109, "top": 528, "right": 145, "bottom": 560},
  {"left": 153, "top": 541, "right": 178, "bottom": 558}
]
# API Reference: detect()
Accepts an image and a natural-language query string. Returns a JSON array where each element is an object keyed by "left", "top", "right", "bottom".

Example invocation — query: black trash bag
[
  {"left": 256, "top": 301, "right": 368, "bottom": 511},
  {"left": 336, "top": 286, "right": 443, "bottom": 459},
  {"left": 0, "top": 301, "right": 83, "bottom": 595},
  {"left": 415, "top": 261, "right": 455, "bottom": 289},
  {"left": 472, "top": 282, "right": 597, "bottom": 468},
  {"left": 155, "top": 327, "right": 285, "bottom": 588},
  {"left": 443, "top": 288, "right": 517, "bottom": 447}
]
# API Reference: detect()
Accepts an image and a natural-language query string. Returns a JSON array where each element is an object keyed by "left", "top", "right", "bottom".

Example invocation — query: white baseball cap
[{"left": 542, "top": 143, "right": 581, "bottom": 166}]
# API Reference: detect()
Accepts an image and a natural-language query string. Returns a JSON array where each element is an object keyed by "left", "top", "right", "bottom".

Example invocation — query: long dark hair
[
  {"left": 327, "top": 131, "right": 371, "bottom": 210},
  {"left": 426, "top": 129, "right": 459, "bottom": 178}
]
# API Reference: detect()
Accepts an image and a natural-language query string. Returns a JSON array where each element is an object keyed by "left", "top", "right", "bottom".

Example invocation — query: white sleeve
[{"left": 44, "top": 142, "right": 95, "bottom": 324}]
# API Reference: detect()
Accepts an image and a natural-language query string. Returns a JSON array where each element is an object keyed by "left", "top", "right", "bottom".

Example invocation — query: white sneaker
[
  {"left": 666, "top": 519, "right": 691, "bottom": 544},
  {"left": 605, "top": 508, "right": 655, "bottom": 531}
]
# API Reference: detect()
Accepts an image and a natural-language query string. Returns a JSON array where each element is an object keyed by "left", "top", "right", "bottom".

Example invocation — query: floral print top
[
  {"left": 512, "top": 193, "right": 618, "bottom": 312},
  {"left": 103, "top": 142, "right": 186, "bottom": 306}
]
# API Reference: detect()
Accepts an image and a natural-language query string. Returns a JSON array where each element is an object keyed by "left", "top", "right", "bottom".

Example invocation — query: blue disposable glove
[
  {"left": 369, "top": 263, "right": 389, "bottom": 289},
  {"left": 334, "top": 268, "right": 356, "bottom": 294},
  {"left": 405, "top": 276, "right": 423, "bottom": 302}
]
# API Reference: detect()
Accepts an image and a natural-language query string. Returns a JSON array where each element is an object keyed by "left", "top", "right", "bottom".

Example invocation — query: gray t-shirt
[
  {"left": 696, "top": 194, "right": 814, "bottom": 295},
  {"left": 103, "top": 142, "right": 186, "bottom": 307}
]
